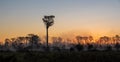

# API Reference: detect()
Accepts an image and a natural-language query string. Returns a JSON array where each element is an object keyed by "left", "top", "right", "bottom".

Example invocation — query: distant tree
[
  {"left": 83, "top": 36, "right": 88, "bottom": 44},
  {"left": 115, "top": 35, "right": 120, "bottom": 43},
  {"left": 4, "top": 39, "right": 10, "bottom": 48},
  {"left": 11, "top": 38, "right": 16, "bottom": 42},
  {"left": 99, "top": 36, "right": 110, "bottom": 44},
  {"left": 42, "top": 15, "right": 55, "bottom": 50},
  {"left": 115, "top": 42, "right": 120, "bottom": 51},
  {"left": 52, "top": 37, "right": 59, "bottom": 47},
  {"left": 25, "top": 36, "right": 30, "bottom": 45},
  {"left": 76, "top": 36, "right": 82, "bottom": 44},
  {"left": 76, "top": 36, "right": 80, "bottom": 44},
  {"left": 11, "top": 40, "right": 18, "bottom": 49},
  {"left": 103, "top": 36, "right": 110, "bottom": 42},
  {"left": 28, "top": 34, "right": 41, "bottom": 48},
  {"left": 58, "top": 37, "right": 63, "bottom": 42},
  {"left": 17, "top": 43, "right": 24, "bottom": 51},
  {"left": 89, "top": 36, "right": 93, "bottom": 42},
  {"left": 17, "top": 37, "right": 25, "bottom": 43}
]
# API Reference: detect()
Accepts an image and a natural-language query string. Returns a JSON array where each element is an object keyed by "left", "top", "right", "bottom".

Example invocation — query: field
[{"left": 0, "top": 51, "right": 120, "bottom": 62}]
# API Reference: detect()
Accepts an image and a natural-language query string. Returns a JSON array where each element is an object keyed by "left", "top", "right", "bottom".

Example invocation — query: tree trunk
[{"left": 46, "top": 28, "right": 49, "bottom": 51}]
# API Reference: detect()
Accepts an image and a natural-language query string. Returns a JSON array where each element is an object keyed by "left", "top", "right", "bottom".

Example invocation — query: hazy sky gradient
[{"left": 0, "top": 0, "right": 120, "bottom": 42}]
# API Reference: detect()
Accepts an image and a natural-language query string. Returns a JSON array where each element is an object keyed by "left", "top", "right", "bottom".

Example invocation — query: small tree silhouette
[
  {"left": 76, "top": 36, "right": 82, "bottom": 44},
  {"left": 42, "top": 15, "right": 55, "bottom": 50},
  {"left": 28, "top": 34, "right": 40, "bottom": 46}
]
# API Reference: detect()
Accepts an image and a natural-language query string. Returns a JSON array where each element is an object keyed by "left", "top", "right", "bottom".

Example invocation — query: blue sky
[{"left": 0, "top": 0, "right": 120, "bottom": 42}]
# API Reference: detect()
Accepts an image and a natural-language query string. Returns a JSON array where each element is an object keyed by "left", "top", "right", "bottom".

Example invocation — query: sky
[{"left": 0, "top": 0, "right": 120, "bottom": 42}]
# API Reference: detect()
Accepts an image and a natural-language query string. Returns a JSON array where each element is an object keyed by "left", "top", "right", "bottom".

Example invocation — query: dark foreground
[{"left": 0, "top": 51, "right": 120, "bottom": 62}]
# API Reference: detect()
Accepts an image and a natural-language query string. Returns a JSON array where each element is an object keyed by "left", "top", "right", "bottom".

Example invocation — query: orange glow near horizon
[{"left": 0, "top": 29, "right": 119, "bottom": 44}]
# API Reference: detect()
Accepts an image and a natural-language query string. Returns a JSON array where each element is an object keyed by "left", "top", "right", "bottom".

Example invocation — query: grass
[{"left": 0, "top": 51, "right": 120, "bottom": 62}]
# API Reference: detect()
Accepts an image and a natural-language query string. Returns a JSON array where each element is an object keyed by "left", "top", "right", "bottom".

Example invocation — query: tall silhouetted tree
[{"left": 42, "top": 15, "right": 55, "bottom": 50}]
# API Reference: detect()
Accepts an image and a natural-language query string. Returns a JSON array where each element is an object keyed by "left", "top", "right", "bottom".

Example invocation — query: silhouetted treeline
[{"left": 0, "top": 34, "right": 120, "bottom": 52}]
